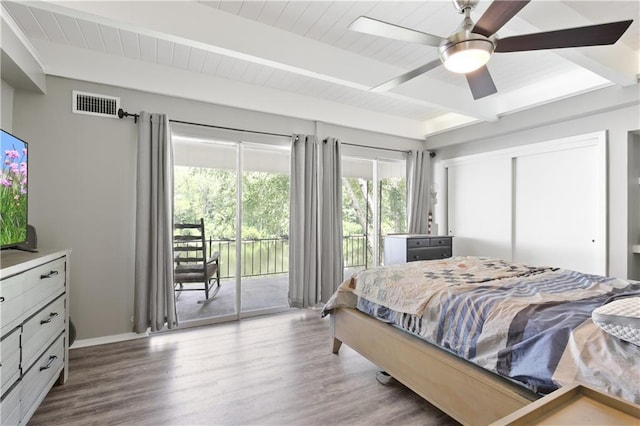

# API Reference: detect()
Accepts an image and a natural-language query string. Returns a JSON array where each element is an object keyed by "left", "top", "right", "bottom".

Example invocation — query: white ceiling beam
[
  {"left": 0, "top": 6, "right": 46, "bottom": 92},
  {"left": 29, "top": 0, "right": 498, "bottom": 121},
  {"left": 31, "top": 38, "right": 430, "bottom": 139},
  {"left": 426, "top": 83, "right": 640, "bottom": 149},
  {"left": 510, "top": 1, "right": 638, "bottom": 86}
]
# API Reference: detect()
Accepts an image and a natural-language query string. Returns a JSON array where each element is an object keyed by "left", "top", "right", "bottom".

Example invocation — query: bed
[{"left": 323, "top": 256, "right": 640, "bottom": 425}]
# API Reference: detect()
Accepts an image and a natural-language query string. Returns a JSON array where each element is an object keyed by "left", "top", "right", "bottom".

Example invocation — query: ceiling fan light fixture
[{"left": 441, "top": 39, "right": 494, "bottom": 73}]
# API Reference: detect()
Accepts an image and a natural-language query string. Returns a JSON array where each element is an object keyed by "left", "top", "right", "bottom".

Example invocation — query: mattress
[{"left": 324, "top": 257, "right": 640, "bottom": 403}]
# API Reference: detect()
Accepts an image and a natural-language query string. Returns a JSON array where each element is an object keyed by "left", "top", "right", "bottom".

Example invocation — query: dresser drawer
[
  {"left": 21, "top": 334, "right": 64, "bottom": 420},
  {"left": 407, "top": 247, "right": 452, "bottom": 262},
  {"left": 0, "top": 327, "right": 21, "bottom": 395},
  {"left": 22, "top": 258, "right": 65, "bottom": 318},
  {"left": 1, "top": 249, "right": 70, "bottom": 425},
  {"left": 22, "top": 295, "right": 65, "bottom": 372},
  {"left": 430, "top": 237, "right": 452, "bottom": 247},
  {"left": 407, "top": 238, "right": 431, "bottom": 248},
  {"left": 0, "top": 272, "right": 25, "bottom": 335},
  {"left": 1, "top": 380, "right": 21, "bottom": 426}
]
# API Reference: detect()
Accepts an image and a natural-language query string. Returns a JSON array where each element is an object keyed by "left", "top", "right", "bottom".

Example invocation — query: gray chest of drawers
[{"left": 384, "top": 234, "right": 453, "bottom": 265}]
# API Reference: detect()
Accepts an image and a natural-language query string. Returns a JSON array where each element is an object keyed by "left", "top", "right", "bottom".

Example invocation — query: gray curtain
[
  {"left": 289, "top": 134, "right": 320, "bottom": 308},
  {"left": 319, "top": 138, "right": 344, "bottom": 302},
  {"left": 133, "top": 111, "right": 177, "bottom": 333},
  {"left": 407, "top": 150, "right": 432, "bottom": 234}
]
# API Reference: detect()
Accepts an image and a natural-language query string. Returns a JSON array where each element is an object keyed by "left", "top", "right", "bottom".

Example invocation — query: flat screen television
[{"left": 1, "top": 129, "right": 28, "bottom": 249}]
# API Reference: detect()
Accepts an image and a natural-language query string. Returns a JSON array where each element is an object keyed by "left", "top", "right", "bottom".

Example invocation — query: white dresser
[{"left": 0, "top": 249, "right": 70, "bottom": 425}]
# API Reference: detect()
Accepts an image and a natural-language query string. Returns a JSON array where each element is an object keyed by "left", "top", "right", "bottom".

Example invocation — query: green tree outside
[{"left": 174, "top": 165, "right": 407, "bottom": 275}]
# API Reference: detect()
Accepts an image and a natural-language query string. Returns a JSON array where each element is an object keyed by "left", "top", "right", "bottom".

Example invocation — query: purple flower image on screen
[{"left": 0, "top": 130, "right": 28, "bottom": 247}]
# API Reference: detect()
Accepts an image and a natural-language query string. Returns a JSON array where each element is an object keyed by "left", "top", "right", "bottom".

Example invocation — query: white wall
[
  {"left": 629, "top": 132, "right": 640, "bottom": 280},
  {"left": 12, "top": 75, "right": 422, "bottom": 340},
  {"left": 428, "top": 84, "right": 640, "bottom": 279}
]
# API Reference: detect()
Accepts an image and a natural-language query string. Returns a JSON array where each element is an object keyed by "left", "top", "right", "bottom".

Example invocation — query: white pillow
[{"left": 592, "top": 297, "right": 640, "bottom": 346}]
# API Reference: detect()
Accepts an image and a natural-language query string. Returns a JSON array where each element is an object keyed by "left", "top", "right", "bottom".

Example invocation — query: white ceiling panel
[
  {"left": 2, "top": 0, "right": 638, "bottom": 140},
  {"left": 218, "top": 1, "right": 242, "bottom": 16},
  {"left": 172, "top": 43, "right": 191, "bottom": 70},
  {"left": 252, "top": 66, "right": 275, "bottom": 86},
  {"left": 76, "top": 20, "right": 106, "bottom": 52},
  {"left": 29, "top": 8, "right": 67, "bottom": 44},
  {"left": 187, "top": 47, "right": 207, "bottom": 73},
  {"left": 54, "top": 13, "right": 86, "bottom": 49},
  {"left": 201, "top": 51, "right": 223, "bottom": 75},
  {"left": 215, "top": 55, "right": 237, "bottom": 79},
  {"left": 98, "top": 24, "right": 124, "bottom": 56},
  {"left": 237, "top": 1, "right": 265, "bottom": 21},
  {"left": 156, "top": 39, "right": 174, "bottom": 67},
  {"left": 291, "top": 2, "right": 333, "bottom": 36},
  {"left": 272, "top": 2, "right": 312, "bottom": 31},
  {"left": 239, "top": 62, "right": 261, "bottom": 84},
  {"left": 318, "top": 2, "right": 376, "bottom": 45},
  {"left": 252, "top": 1, "right": 288, "bottom": 27},
  {"left": 119, "top": 29, "right": 140, "bottom": 60},
  {"left": 227, "top": 58, "right": 250, "bottom": 82},
  {"left": 3, "top": 2, "right": 47, "bottom": 39},
  {"left": 138, "top": 34, "right": 157, "bottom": 63}
]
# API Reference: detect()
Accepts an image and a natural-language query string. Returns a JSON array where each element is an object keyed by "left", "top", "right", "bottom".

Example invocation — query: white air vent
[{"left": 72, "top": 91, "right": 120, "bottom": 118}]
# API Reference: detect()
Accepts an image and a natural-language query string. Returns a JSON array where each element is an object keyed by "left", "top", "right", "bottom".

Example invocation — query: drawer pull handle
[
  {"left": 40, "top": 270, "right": 59, "bottom": 279},
  {"left": 40, "top": 312, "right": 59, "bottom": 324},
  {"left": 0, "top": 296, "right": 4, "bottom": 303},
  {"left": 40, "top": 355, "right": 58, "bottom": 371}
]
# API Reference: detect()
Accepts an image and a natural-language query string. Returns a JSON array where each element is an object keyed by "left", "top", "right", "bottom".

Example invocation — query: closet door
[
  {"left": 447, "top": 157, "right": 512, "bottom": 260},
  {"left": 513, "top": 143, "right": 605, "bottom": 274}
]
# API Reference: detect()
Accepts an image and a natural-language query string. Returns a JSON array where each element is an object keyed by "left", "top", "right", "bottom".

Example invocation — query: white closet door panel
[
  {"left": 448, "top": 158, "right": 511, "bottom": 259},
  {"left": 514, "top": 145, "right": 603, "bottom": 274}
]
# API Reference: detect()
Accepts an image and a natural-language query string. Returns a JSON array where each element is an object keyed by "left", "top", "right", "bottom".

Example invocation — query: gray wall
[
  {"left": 1, "top": 79, "right": 14, "bottom": 131},
  {"left": 12, "top": 75, "right": 422, "bottom": 340},
  {"left": 429, "top": 85, "right": 640, "bottom": 280}
]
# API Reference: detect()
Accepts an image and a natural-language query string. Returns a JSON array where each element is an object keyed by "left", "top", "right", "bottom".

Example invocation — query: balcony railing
[{"left": 176, "top": 235, "right": 369, "bottom": 279}]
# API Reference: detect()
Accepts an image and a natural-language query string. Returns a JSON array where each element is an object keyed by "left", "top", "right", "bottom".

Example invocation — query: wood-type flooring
[{"left": 29, "top": 309, "right": 458, "bottom": 425}]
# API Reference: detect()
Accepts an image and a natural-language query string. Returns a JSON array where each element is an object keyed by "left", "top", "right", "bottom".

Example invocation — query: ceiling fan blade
[
  {"left": 371, "top": 59, "right": 442, "bottom": 92},
  {"left": 495, "top": 20, "right": 633, "bottom": 52},
  {"left": 349, "top": 16, "right": 445, "bottom": 47},
  {"left": 466, "top": 66, "right": 497, "bottom": 100},
  {"left": 473, "top": 0, "right": 530, "bottom": 37}
]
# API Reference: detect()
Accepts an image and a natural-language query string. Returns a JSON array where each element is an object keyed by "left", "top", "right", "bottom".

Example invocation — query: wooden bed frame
[{"left": 330, "top": 307, "right": 540, "bottom": 425}]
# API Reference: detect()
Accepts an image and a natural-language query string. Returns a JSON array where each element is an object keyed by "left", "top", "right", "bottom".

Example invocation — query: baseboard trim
[
  {"left": 71, "top": 331, "right": 149, "bottom": 349},
  {"left": 70, "top": 308, "right": 294, "bottom": 348}
]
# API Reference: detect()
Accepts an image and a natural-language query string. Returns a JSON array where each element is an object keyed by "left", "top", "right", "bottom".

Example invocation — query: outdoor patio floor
[
  {"left": 175, "top": 274, "right": 290, "bottom": 322},
  {"left": 175, "top": 267, "right": 365, "bottom": 323}
]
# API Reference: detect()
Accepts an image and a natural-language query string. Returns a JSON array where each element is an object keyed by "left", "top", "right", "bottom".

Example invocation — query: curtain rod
[
  {"left": 118, "top": 109, "right": 435, "bottom": 157},
  {"left": 340, "top": 142, "right": 436, "bottom": 157},
  {"left": 340, "top": 141, "right": 411, "bottom": 154},
  {"left": 117, "top": 108, "right": 290, "bottom": 138}
]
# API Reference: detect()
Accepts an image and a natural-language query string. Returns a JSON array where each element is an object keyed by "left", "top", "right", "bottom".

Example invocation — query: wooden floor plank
[{"left": 29, "top": 309, "right": 458, "bottom": 425}]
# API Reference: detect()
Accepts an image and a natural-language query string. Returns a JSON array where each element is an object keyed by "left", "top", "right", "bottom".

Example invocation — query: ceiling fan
[{"left": 349, "top": 0, "right": 633, "bottom": 100}]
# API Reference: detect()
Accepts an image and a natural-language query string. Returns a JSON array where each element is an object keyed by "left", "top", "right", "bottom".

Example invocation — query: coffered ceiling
[{"left": 2, "top": 1, "right": 638, "bottom": 139}]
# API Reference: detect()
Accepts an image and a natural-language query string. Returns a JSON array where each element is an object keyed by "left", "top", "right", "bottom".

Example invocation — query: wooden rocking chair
[{"left": 173, "top": 218, "right": 221, "bottom": 303}]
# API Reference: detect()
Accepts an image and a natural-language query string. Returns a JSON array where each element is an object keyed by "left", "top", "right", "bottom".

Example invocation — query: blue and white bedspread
[{"left": 323, "top": 257, "right": 640, "bottom": 403}]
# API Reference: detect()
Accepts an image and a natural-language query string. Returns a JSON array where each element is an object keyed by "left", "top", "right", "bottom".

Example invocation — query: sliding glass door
[
  {"left": 173, "top": 140, "right": 239, "bottom": 324},
  {"left": 172, "top": 136, "right": 290, "bottom": 326},
  {"left": 342, "top": 156, "right": 407, "bottom": 274},
  {"left": 240, "top": 144, "right": 290, "bottom": 316},
  {"left": 378, "top": 161, "right": 407, "bottom": 264}
]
